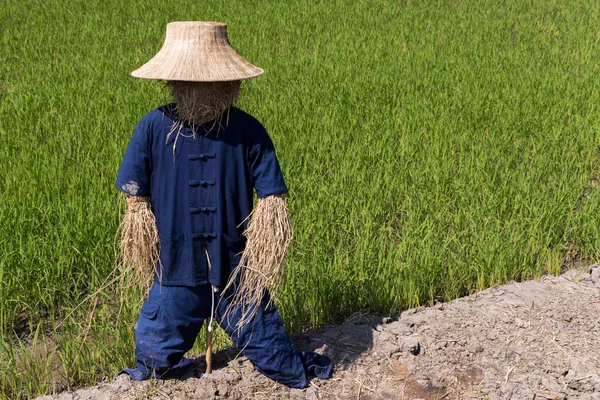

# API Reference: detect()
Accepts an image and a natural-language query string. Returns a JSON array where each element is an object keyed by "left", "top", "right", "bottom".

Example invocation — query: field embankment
[{"left": 37, "top": 266, "right": 600, "bottom": 399}]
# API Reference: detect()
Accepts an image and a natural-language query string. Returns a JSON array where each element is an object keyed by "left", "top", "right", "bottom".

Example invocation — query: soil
[{"left": 36, "top": 265, "right": 600, "bottom": 400}]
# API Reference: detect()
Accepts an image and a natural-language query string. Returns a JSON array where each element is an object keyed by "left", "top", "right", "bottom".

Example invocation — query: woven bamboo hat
[{"left": 132, "top": 21, "right": 263, "bottom": 82}]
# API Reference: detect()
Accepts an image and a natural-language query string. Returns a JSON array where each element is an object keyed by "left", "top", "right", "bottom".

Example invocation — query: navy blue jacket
[{"left": 116, "top": 105, "right": 288, "bottom": 287}]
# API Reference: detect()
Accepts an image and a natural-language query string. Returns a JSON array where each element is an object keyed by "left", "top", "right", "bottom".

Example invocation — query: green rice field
[{"left": 2, "top": 0, "right": 600, "bottom": 397}]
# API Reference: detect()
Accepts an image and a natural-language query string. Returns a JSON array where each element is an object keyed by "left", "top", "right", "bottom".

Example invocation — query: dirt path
[{"left": 37, "top": 266, "right": 600, "bottom": 400}]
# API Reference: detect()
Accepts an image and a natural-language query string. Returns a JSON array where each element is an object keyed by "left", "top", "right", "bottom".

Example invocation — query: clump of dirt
[{"left": 37, "top": 265, "right": 600, "bottom": 399}]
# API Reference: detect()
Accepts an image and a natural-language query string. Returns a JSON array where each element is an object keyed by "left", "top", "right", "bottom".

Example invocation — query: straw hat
[{"left": 132, "top": 21, "right": 263, "bottom": 82}]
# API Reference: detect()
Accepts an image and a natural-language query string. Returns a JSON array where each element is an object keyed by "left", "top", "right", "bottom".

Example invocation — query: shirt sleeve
[
  {"left": 115, "top": 117, "right": 152, "bottom": 197},
  {"left": 248, "top": 121, "right": 288, "bottom": 199}
]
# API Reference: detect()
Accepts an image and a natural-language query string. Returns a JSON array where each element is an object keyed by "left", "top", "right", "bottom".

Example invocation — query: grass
[{"left": 1, "top": 0, "right": 600, "bottom": 397}]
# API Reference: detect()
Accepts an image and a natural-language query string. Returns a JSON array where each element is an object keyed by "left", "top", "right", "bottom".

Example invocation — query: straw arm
[
  {"left": 222, "top": 194, "right": 292, "bottom": 328},
  {"left": 118, "top": 194, "right": 160, "bottom": 290}
]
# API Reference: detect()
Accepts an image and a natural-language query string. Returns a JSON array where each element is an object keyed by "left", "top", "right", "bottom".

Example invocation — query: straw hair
[
  {"left": 119, "top": 195, "right": 160, "bottom": 290},
  {"left": 165, "top": 80, "right": 241, "bottom": 158},
  {"left": 222, "top": 195, "right": 292, "bottom": 328},
  {"left": 132, "top": 21, "right": 263, "bottom": 82},
  {"left": 167, "top": 80, "right": 241, "bottom": 126}
]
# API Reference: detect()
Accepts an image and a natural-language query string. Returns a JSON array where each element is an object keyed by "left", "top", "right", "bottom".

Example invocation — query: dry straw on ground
[
  {"left": 118, "top": 195, "right": 160, "bottom": 290},
  {"left": 222, "top": 195, "right": 292, "bottom": 328}
]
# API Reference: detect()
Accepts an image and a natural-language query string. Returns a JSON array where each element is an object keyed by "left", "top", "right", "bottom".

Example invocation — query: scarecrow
[{"left": 115, "top": 21, "right": 331, "bottom": 388}]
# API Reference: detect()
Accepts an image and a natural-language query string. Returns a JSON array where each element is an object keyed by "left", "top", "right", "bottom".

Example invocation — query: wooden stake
[{"left": 205, "top": 320, "right": 213, "bottom": 374}]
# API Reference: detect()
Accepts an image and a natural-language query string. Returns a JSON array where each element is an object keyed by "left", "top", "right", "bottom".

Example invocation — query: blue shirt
[{"left": 115, "top": 105, "right": 288, "bottom": 287}]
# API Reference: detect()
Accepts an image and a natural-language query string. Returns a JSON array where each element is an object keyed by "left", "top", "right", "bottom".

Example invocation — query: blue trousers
[{"left": 122, "top": 282, "right": 331, "bottom": 388}]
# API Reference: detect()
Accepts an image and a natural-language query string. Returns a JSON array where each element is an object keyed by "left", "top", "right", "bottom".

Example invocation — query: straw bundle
[
  {"left": 167, "top": 81, "right": 241, "bottom": 126},
  {"left": 118, "top": 195, "right": 160, "bottom": 290},
  {"left": 222, "top": 194, "right": 292, "bottom": 328},
  {"left": 166, "top": 81, "right": 241, "bottom": 157}
]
